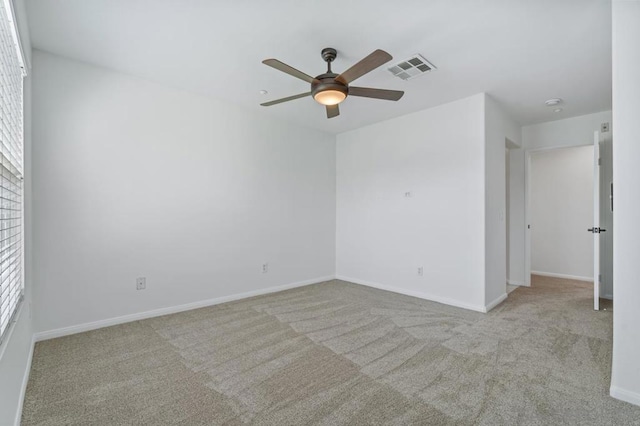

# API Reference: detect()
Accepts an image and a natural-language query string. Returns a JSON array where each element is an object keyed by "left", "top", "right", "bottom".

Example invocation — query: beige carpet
[{"left": 22, "top": 276, "right": 640, "bottom": 425}]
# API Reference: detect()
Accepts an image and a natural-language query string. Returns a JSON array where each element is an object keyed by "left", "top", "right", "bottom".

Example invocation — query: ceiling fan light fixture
[
  {"left": 311, "top": 76, "right": 349, "bottom": 106},
  {"left": 313, "top": 89, "right": 347, "bottom": 106}
]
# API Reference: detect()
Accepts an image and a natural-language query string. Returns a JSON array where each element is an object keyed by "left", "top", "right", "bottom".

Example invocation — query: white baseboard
[
  {"left": 611, "top": 385, "right": 640, "bottom": 407},
  {"left": 15, "top": 335, "right": 35, "bottom": 426},
  {"left": 485, "top": 293, "right": 508, "bottom": 312},
  {"left": 335, "top": 275, "right": 486, "bottom": 313},
  {"left": 34, "top": 275, "right": 335, "bottom": 342},
  {"left": 507, "top": 280, "right": 526, "bottom": 287},
  {"left": 531, "top": 271, "right": 592, "bottom": 282}
]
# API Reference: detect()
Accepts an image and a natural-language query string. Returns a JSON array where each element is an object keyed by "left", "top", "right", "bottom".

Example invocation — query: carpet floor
[{"left": 22, "top": 276, "right": 640, "bottom": 425}]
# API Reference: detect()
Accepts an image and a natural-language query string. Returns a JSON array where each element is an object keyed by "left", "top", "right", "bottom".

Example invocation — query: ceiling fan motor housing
[{"left": 311, "top": 73, "right": 349, "bottom": 100}]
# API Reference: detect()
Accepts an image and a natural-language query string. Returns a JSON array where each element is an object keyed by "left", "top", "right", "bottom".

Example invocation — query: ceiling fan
[{"left": 261, "top": 48, "right": 404, "bottom": 119}]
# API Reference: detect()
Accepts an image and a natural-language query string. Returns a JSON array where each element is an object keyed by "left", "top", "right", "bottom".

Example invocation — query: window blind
[{"left": 0, "top": 0, "right": 24, "bottom": 343}]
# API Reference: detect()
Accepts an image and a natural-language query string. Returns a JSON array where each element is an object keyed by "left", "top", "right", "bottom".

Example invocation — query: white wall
[
  {"left": 336, "top": 94, "right": 487, "bottom": 312},
  {"left": 508, "top": 111, "right": 611, "bottom": 286},
  {"left": 0, "top": 1, "right": 33, "bottom": 425},
  {"left": 31, "top": 51, "right": 336, "bottom": 335},
  {"left": 484, "top": 95, "right": 521, "bottom": 307},
  {"left": 523, "top": 111, "right": 612, "bottom": 151},
  {"left": 610, "top": 0, "right": 640, "bottom": 407},
  {"left": 530, "top": 146, "right": 594, "bottom": 279}
]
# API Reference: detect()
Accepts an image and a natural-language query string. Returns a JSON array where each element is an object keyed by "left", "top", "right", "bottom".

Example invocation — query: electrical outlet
[
  {"left": 601, "top": 122, "right": 610, "bottom": 133},
  {"left": 417, "top": 266, "right": 424, "bottom": 276},
  {"left": 404, "top": 191, "right": 412, "bottom": 198},
  {"left": 136, "top": 277, "right": 146, "bottom": 290},
  {"left": 262, "top": 263, "right": 269, "bottom": 273}
]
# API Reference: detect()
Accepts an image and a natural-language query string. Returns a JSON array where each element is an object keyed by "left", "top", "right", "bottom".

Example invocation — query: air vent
[{"left": 388, "top": 54, "right": 436, "bottom": 80}]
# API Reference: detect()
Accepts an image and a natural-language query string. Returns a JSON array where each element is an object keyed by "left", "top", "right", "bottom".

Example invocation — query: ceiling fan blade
[
  {"left": 262, "top": 59, "right": 315, "bottom": 83},
  {"left": 348, "top": 87, "right": 404, "bottom": 101},
  {"left": 336, "top": 49, "right": 393, "bottom": 84},
  {"left": 326, "top": 104, "right": 340, "bottom": 119},
  {"left": 261, "top": 92, "right": 311, "bottom": 106}
]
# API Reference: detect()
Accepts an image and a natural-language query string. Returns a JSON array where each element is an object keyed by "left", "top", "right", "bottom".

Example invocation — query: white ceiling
[{"left": 25, "top": 0, "right": 612, "bottom": 135}]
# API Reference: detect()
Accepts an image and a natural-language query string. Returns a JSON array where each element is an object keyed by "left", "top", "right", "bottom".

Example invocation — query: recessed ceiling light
[
  {"left": 545, "top": 98, "right": 562, "bottom": 106},
  {"left": 259, "top": 90, "right": 268, "bottom": 95},
  {"left": 554, "top": 108, "right": 563, "bottom": 113}
]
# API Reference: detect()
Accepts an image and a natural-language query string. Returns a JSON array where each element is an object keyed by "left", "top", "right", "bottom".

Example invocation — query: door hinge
[
  {"left": 598, "top": 158, "right": 602, "bottom": 166},
  {"left": 599, "top": 274, "right": 602, "bottom": 282}
]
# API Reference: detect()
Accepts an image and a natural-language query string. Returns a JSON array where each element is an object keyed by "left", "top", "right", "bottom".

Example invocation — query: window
[{"left": 0, "top": 0, "right": 25, "bottom": 344}]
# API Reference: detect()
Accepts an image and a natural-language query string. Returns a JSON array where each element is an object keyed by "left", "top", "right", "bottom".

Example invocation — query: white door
[
  {"left": 599, "top": 135, "right": 614, "bottom": 300},
  {"left": 592, "top": 131, "right": 601, "bottom": 311}
]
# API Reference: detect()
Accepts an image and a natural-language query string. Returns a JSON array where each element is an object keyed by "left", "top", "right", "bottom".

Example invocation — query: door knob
[{"left": 588, "top": 227, "right": 607, "bottom": 233}]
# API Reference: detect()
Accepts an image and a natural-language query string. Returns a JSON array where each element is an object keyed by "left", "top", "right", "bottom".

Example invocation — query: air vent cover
[{"left": 388, "top": 54, "right": 436, "bottom": 80}]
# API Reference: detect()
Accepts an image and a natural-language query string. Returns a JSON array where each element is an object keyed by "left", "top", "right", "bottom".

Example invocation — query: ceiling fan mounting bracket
[{"left": 321, "top": 48, "right": 337, "bottom": 63}]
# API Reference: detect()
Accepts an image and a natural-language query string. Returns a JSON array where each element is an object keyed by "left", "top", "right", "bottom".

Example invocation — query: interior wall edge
[
  {"left": 33, "top": 275, "right": 335, "bottom": 342},
  {"left": 530, "top": 271, "right": 592, "bottom": 282},
  {"left": 484, "top": 292, "right": 508, "bottom": 312},
  {"left": 335, "top": 275, "right": 487, "bottom": 313},
  {"left": 0, "top": 303, "right": 34, "bottom": 426},
  {"left": 13, "top": 335, "right": 35, "bottom": 426},
  {"left": 610, "top": 386, "right": 640, "bottom": 408}
]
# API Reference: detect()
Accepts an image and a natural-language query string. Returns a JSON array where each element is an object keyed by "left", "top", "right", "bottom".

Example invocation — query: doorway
[{"left": 523, "top": 132, "right": 613, "bottom": 309}]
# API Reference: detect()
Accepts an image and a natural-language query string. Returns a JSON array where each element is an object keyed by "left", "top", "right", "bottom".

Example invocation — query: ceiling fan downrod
[{"left": 321, "top": 47, "right": 337, "bottom": 73}]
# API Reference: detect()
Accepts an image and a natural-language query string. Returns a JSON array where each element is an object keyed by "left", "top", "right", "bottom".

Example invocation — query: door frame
[
  {"left": 593, "top": 131, "right": 601, "bottom": 311},
  {"left": 523, "top": 143, "right": 594, "bottom": 287}
]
